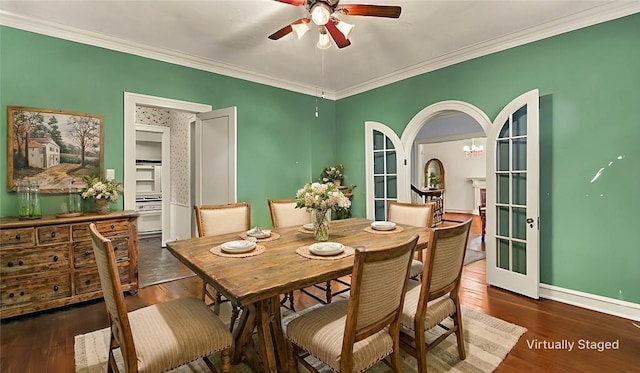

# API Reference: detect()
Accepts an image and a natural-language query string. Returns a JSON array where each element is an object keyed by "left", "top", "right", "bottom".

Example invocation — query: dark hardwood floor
[{"left": 1, "top": 215, "right": 638, "bottom": 372}]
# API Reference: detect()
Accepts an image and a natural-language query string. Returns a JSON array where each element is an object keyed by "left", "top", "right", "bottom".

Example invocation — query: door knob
[{"left": 526, "top": 217, "right": 534, "bottom": 228}]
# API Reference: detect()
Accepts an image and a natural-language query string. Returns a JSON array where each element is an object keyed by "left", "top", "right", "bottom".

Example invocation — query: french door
[{"left": 365, "top": 90, "right": 540, "bottom": 298}]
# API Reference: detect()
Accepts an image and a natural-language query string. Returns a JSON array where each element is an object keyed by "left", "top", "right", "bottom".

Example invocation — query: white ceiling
[{"left": 1, "top": 1, "right": 639, "bottom": 99}]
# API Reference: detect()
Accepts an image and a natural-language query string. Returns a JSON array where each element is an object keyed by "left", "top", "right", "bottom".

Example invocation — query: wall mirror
[{"left": 424, "top": 158, "right": 445, "bottom": 189}]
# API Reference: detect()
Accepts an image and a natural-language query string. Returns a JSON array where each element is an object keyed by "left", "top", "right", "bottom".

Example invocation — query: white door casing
[
  {"left": 364, "top": 94, "right": 539, "bottom": 298},
  {"left": 485, "top": 89, "right": 540, "bottom": 299}
]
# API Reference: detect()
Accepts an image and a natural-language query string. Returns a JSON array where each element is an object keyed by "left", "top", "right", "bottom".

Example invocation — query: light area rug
[{"left": 75, "top": 304, "right": 526, "bottom": 373}]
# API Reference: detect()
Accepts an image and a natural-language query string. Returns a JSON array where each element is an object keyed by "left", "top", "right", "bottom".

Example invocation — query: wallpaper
[{"left": 135, "top": 106, "right": 191, "bottom": 205}]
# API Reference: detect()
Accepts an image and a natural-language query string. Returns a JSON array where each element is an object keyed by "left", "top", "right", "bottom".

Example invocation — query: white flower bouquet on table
[{"left": 295, "top": 182, "right": 351, "bottom": 241}]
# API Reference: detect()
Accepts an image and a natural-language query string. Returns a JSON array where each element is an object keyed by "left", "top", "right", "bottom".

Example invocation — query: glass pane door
[
  {"left": 372, "top": 130, "right": 397, "bottom": 220},
  {"left": 495, "top": 106, "right": 528, "bottom": 274}
]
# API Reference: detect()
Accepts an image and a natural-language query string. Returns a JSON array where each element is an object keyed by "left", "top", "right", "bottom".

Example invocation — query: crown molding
[
  {"left": 334, "top": 2, "right": 640, "bottom": 99},
  {"left": 0, "top": 10, "right": 337, "bottom": 100},
  {"left": 2, "top": 3, "right": 639, "bottom": 102}
]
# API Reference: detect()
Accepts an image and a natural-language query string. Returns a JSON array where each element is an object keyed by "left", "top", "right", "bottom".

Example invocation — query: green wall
[
  {"left": 0, "top": 26, "right": 337, "bottom": 226},
  {"left": 336, "top": 13, "right": 640, "bottom": 304},
  {"left": 1, "top": 13, "right": 639, "bottom": 305}
]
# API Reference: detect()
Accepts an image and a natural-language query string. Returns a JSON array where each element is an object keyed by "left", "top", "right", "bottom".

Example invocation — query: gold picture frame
[{"left": 7, "top": 106, "right": 104, "bottom": 193}]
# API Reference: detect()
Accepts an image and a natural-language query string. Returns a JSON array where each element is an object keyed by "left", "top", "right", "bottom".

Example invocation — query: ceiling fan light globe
[
  {"left": 317, "top": 32, "right": 332, "bottom": 49},
  {"left": 335, "top": 20, "right": 355, "bottom": 39},
  {"left": 292, "top": 22, "right": 310, "bottom": 39},
  {"left": 311, "top": 4, "right": 331, "bottom": 25}
]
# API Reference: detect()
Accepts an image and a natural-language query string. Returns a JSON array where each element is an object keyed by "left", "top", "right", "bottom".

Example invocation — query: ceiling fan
[{"left": 268, "top": 0, "right": 401, "bottom": 49}]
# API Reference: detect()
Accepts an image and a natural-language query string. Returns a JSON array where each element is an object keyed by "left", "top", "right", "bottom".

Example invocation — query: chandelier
[{"left": 463, "top": 138, "right": 484, "bottom": 158}]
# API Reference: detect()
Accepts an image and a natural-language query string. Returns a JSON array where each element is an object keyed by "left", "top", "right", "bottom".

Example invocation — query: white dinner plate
[
  {"left": 309, "top": 242, "right": 344, "bottom": 256},
  {"left": 371, "top": 221, "right": 397, "bottom": 231},
  {"left": 221, "top": 240, "right": 256, "bottom": 254},
  {"left": 303, "top": 223, "right": 314, "bottom": 231},
  {"left": 247, "top": 228, "right": 271, "bottom": 239}
]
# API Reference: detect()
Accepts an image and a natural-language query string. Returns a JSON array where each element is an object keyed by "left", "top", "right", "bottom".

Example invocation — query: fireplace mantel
[{"left": 467, "top": 177, "right": 486, "bottom": 214}]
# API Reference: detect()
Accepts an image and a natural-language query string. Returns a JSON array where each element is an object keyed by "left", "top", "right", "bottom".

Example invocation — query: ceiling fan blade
[
  {"left": 268, "top": 18, "right": 309, "bottom": 40},
  {"left": 326, "top": 19, "right": 351, "bottom": 49},
  {"left": 274, "top": 0, "right": 306, "bottom": 6},
  {"left": 337, "top": 4, "right": 402, "bottom": 18}
]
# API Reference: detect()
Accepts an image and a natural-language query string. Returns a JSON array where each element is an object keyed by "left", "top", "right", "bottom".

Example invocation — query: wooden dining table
[{"left": 166, "top": 217, "right": 430, "bottom": 373}]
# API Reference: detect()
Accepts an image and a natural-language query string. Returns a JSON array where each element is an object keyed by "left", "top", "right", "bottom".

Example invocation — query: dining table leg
[
  {"left": 256, "top": 295, "right": 292, "bottom": 373},
  {"left": 232, "top": 304, "right": 256, "bottom": 365},
  {"left": 231, "top": 296, "right": 293, "bottom": 373}
]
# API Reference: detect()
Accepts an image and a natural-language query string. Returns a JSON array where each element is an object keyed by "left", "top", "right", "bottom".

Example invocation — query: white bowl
[
  {"left": 303, "top": 223, "right": 314, "bottom": 231},
  {"left": 247, "top": 228, "right": 271, "bottom": 239},
  {"left": 371, "top": 221, "right": 397, "bottom": 231},
  {"left": 221, "top": 240, "right": 256, "bottom": 254},
  {"left": 309, "top": 242, "right": 344, "bottom": 256}
]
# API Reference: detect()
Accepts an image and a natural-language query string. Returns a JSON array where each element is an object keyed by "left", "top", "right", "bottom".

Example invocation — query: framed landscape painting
[{"left": 7, "top": 106, "right": 104, "bottom": 193}]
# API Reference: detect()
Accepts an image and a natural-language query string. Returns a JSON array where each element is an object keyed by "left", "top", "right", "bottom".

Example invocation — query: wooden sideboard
[{"left": 0, "top": 211, "right": 139, "bottom": 319}]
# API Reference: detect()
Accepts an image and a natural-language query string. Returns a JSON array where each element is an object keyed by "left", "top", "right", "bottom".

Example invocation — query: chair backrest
[
  {"left": 194, "top": 202, "right": 251, "bottom": 237},
  {"left": 89, "top": 223, "right": 137, "bottom": 371},
  {"left": 341, "top": 235, "right": 419, "bottom": 362},
  {"left": 268, "top": 199, "right": 311, "bottom": 228},
  {"left": 388, "top": 201, "right": 435, "bottom": 228},
  {"left": 420, "top": 218, "right": 472, "bottom": 304}
]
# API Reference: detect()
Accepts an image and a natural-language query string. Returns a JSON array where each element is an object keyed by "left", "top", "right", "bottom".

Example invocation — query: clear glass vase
[{"left": 313, "top": 208, "right": 330, "bottom": 241}]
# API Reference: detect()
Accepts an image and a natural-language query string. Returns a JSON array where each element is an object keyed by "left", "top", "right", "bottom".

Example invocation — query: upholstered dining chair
[
  {"left": 268, "top": 199, "right": 349, "bottom": 307},
  {"left": 286, "top": 235, "right": 419, "bottom": 373},
  {"left": 268, "top": 199, "right": 313, "bottom": 310},
  {"left": 387, "top": 201, "right": 436, "bottom": 279},
  {"left": 194, "top": 202, "right": 251, "bottom": 330},
  {"left": 89, "top": 223, "right": 232, "bottom": 373},
  {"left": 399, "top": 218, "right": 472, "bottom": 373}
]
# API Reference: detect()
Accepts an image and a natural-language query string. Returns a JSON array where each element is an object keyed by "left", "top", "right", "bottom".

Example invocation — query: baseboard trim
[{"left": 539, "top": 284, "right": 640, "bottom": 322}]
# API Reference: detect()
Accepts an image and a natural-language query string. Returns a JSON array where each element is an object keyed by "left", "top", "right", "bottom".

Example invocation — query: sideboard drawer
[
  {"left": 37, "top": 225, "right": 71, "bottom": 245},
  {"left": 0, "top": 273, "right": 71, "bottom": 308},
  {"left": 73, "top": 237, "right": 129, "bottom": 268},
  {"left": 74, "top": 264, "right": 130, "bottom": 294},
  {"left": 0, "top": 228, "right": 35, "bottom": 247},
  {"left": 95, "top": 220, "right": 130, "bottom": 237},
  {"left": 72, "top": 224, "right": 91, "bottom": 240},
  {"left": 0, "top": 244, "right": 71, "bottom": 276}
]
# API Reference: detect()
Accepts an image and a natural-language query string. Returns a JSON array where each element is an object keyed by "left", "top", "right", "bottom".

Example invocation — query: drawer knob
[
  {"left": 53, "top": 255, "right": 59, "bottom": 262},
  {"left": 51, "top": 232, "right": 56, "bottom": 238},
  {"left": 20, "top": 291, "right": 24, "bottom": 296},
  {"left": 113, "top": 245, "right": 118, "bottom": 251},
  {"left": 7, "top": 261, "right": 13, "bottom": 267},
  {"left": 15, "top": 234, "right": 21, "bottom": 240},
  {"left": 111, "top": 224, "right": 115, "bottom": 229},
  {"left": 18, "top": 260, "right": 23, "bottom": 266},
  {"left": 85, "top": 279, "right": 91, "bottom": 285},
  {"left": 85, "top": 251, "right": 91, "bottom": 257},
  {"left": 9, "top": 293, "right": 14, "bottom": 298},
  {"left": 53, "top": 285, "right": 59, "bottom": 292}
]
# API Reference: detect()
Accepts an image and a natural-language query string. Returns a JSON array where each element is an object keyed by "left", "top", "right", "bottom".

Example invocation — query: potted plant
[
  {"left": 428, "top": 172, "right": 441, "bottom": 189},
  {"left": 319, "top": 164, "right": 344, "bottom": 186}
]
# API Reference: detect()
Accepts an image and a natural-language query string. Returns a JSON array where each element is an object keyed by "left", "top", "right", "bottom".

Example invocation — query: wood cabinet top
[{"left": 0, "top": 210, "right": 139, "bottom": 229}]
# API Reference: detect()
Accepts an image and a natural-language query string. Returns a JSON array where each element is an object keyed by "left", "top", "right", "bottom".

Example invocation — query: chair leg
[
  {"left": 325, "top": 281, "right": 332, "bottom": 304},
  {"left": 287, "top": 341, "right": 299, "bottom": 373},
  {"left": 453, "top": 309, "right": 466, "bottom": 360},
  {"left": 220, "top": 347, "right": 232, "bottom": 373},
  {"left": 229, "top": 306, "right": 240, "bottom": 332},
  {"left": 414, "top": 327, "right": 428, "bottom": 373}
]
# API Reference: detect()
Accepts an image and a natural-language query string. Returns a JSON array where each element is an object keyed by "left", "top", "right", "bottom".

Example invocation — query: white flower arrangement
[
  {"left": 295, "top": 182, "right": 351, "bottom": 211},
  {"left": 81, "top": 175, "right": 123, "bottom": 202}
]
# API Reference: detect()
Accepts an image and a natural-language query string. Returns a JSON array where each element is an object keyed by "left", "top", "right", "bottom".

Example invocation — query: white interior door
[
  {"left": 192, "top": 107, "right": 237, "bottom": 207},
  {"left": 485, "top": 89, "right": 540, "bottom": 299},
  {"left": 364, "top": 121, "right": 407, "bottom": 220}
]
